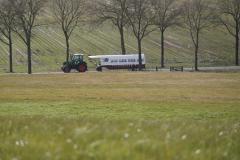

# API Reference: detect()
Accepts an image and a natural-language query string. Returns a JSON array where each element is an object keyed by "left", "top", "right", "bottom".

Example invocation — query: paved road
[
  {"left": 1, "top": 66, "right": 240, "bottom": 75},
  {"left": 148, "top": 66, "right": 240, "bottom": 72},
  {"left": 187, "top": 66, "right": 240, "bottom": 71}
]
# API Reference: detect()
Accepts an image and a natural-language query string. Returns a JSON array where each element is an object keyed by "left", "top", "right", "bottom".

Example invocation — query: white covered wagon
[{"left": 88, "top": 54, "right": 146, "bottom": 71}]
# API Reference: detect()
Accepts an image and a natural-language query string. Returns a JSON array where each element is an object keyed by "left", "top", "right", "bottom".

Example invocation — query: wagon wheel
[
  {"left": 96, "top": 66, "right": 102, "bottom": 72},
  {"left": 78, "top": 64, "right": 87, "bottom": 72}
]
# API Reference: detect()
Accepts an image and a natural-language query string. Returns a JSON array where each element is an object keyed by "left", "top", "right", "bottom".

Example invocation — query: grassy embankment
[
  {"left": 0, "top": 14, "right": 236, "bottom": 73},
  {"left": 0, "top": 72, "right": 239, "bottom": 159}
]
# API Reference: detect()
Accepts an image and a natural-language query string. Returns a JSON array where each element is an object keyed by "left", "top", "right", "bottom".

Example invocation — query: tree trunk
[
  {"left": 194, "top": 45, "right": 199, "bottom": 71},
  {"left": 160, "top": 29, "right": 165, "bottom": 68},
  {"left": 27, "top": 38, "right": 32, "bottom": 74},
  {"left": 235, "top": 25, "right": 239, "bottom": 66},
  {"left": 194, "top": 30, "right": 199, "bottom": 71},
  {"left": 8, "top": 30, "right": 13, "bottom": 73},
  {"left": 65, "top": 33, "right": 70, "bottom": 62},
  {"left": 137, "top": 38, "right": 142, "bottom": 71},
  {"left": 195, "top": 31, "right": 199, "bottom": 71},
  {"left": 119, "top": 26, "right": 126, "bottom": 55}
]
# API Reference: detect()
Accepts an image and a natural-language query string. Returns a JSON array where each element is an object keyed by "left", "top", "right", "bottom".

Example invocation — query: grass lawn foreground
[{"left": 0, "top": 72, "right": 240, "bottom": 160}]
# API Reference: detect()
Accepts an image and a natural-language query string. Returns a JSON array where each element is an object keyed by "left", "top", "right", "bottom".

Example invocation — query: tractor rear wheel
[{"left": 78, "top": 64, "right": 87, "bottom": 72}]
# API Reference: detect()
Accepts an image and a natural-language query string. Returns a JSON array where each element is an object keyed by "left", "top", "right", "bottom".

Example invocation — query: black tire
[
  {"left": 96, "top": 66, "right": 102, "bottom": 72},
  {"left": 62, "top": 66, "right": 71, "bottom": 73}
]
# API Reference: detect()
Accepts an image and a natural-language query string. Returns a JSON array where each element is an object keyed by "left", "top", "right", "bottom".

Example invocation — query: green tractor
[{"left": 61, "top": 54, "right": 88, "bottom": 73}]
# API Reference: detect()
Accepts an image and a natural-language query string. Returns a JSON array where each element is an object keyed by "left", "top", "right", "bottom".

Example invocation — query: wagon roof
[
  {"left": 73, "top": 53, "right": 84, "bottom": 56},
  {"left": 88, "top": 54, "right": 145, "bottom": 59}
]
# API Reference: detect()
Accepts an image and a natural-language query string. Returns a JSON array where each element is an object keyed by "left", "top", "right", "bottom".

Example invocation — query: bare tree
[
  {"left": 218, "top": 0, "right": 240, "bottom": 66},
  {"left": 0, "top": 0, "right": 16, "bottom": 73},
  {"left": 14, "top": 0, "right": 46, "bottom": 74},
  {"left": 95, "top": 0, "right": 128, "bottom": 55},
  {"left": 152, "top": 0, "right": 182, "bottom": 68},
  {"left": 183, "top": 0, "right": 214, "bottom": 71},
  {"left": 126, "top": 0, "right": 156, "bottom": 70},
  {"left": 52, "top": 0, "right": 86, "bottom": 62}
]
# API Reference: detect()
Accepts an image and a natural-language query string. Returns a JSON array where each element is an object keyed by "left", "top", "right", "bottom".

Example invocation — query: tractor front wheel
[{"left": 62, "top": 66, "right": 71, "bottom": 73}]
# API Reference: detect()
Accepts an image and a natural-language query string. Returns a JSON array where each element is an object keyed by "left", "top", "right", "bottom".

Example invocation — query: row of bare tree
[
  {"left": 0, "top": 0, "right": 45, "bottom": 74},
  {"left": 94, "top": 0, "right": 240, "bottom": 70},
  {"left": 0, "top": 0, "right": 239, "bottom": 74}
]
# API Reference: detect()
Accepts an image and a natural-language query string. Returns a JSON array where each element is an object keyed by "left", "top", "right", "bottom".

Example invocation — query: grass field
[{"left": 0, "top": 72, "right": 240, "bottom": 160}]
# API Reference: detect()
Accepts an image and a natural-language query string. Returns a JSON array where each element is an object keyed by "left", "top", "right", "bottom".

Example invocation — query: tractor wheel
[
  {"left": 62, "top": 66, "right": 71, "bottom": 73},
  {"left": 78, "top": 64, "right": 87, "bottom": 72}
]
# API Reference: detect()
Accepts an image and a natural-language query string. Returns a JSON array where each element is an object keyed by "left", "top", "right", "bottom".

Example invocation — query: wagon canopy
[{"left": 88, "top": 54, "right": 146, "bottom": 66}]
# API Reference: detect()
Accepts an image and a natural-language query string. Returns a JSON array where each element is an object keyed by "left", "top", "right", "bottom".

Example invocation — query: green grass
[{"left": 0, "top": 72, "right": 240, "bottom": 159}]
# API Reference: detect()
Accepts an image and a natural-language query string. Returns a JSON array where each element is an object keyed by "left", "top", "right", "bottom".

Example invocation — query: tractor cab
[
  {"left": 61, "top": 53, "right": 88, "bottom": 73},
  {"left": 71, "top": 54, "right": 84, "bottom": 62},
  {"left": 70, "top": 54, "right": 84, "bottom": 66}
]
